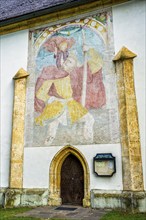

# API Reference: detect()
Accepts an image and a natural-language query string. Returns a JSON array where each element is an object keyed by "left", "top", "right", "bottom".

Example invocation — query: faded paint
[{"left": 26, "top": 11, "right": 120, "bottom": 147}]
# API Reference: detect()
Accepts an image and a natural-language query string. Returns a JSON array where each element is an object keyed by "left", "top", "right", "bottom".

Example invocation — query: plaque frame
[{"left": 93, "top": 153, "right": 116, "bottom": 177}]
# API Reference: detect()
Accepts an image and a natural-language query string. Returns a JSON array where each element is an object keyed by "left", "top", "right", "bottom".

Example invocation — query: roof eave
[{"left": 0, "top": 0, "right": 96, "bottom": 27}]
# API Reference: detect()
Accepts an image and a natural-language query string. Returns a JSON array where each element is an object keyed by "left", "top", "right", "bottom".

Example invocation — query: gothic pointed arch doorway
[
  {"left": 48, "top": 145, "right": 90, "bottom": 207},
  {"left": 61, "top": 154, "right": 84, "bottom": 205}
]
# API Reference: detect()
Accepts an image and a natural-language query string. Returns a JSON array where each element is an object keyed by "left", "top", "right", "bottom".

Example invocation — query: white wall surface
[
  {"left": 0, "top": 30, "right": 29, "bottom": 187},
  {"left": 23, "top": 144, "right": 123, "bottom": 190},
  {"left": 1, "top": 0, "right": 145, "bottom": 192},
  {"left": 113, "top": 0, "right": 146, "bottom": 189}
]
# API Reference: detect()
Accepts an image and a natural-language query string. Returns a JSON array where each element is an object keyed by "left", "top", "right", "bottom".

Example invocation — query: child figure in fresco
[{"left": 34, "top": 35, "right": 106, "bottom": 145}]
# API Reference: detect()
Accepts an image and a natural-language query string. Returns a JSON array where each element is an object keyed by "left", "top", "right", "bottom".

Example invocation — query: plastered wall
[
  {"left": 112, "top": 0, "right": 146, "bottom": 189},
  {"left": 0, "top": 0, "right": 145, "bottom": 190},
  {"left": 23, "top": 144, "right": 123, "bottom": 190},
  {"left": 0, "top": 31, "right": 28, "bottom": 187}
]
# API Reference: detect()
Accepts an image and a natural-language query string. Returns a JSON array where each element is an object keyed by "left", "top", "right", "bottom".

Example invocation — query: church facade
[{"left": 0, "top": 0, "right": 146, "bottom": 212}]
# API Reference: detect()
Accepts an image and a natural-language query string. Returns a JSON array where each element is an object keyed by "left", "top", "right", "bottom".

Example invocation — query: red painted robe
[{"left": 34, "top": 64, "right": 106, "bottom": 113}]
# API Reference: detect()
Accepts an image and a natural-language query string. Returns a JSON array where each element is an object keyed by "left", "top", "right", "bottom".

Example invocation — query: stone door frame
[{"left": 48, "top": 145, "right": 90, "bottom": 207}]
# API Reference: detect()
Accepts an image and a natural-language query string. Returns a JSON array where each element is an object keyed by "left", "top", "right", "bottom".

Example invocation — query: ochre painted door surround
[{"left": 48, "top": 145, "right": 90, "bottom": 207}]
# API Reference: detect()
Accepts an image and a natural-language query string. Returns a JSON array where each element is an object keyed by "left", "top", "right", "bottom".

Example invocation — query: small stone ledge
[
  {"left": 23, "top": 188, "right": 47, "bottom": 196},
  {"left": 3, "top": 188, "right": 49, "bottom": 208},
  {"left": 1, "top": 188, "right": 146, "bottom": 213},
  {"left": 91, "top": 190, "right": 146, "bottom": 213},
  {"left": 93, "top": 191, "right": 145, "bottom": 199}
]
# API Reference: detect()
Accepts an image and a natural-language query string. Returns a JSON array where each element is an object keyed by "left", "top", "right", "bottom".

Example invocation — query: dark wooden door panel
[{"left": 61, "top": 154, "right": 84, "bottom": 205}]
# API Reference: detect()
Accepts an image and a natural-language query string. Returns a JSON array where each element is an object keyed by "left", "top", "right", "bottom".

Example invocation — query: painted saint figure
[{"left": 34, "top": 34, "right": 106, "bottom": 145}]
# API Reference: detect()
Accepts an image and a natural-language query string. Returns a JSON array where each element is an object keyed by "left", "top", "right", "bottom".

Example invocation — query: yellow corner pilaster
[
  {"left": 113, "top": 47, "right": 144, "bottom": 191},
  {"left": 10, "top": 68, "right": 29, "bottom": 189}
]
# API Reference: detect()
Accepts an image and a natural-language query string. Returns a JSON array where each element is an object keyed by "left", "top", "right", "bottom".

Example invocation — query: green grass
[
  {"left": 0, "top": 207, "right": 146, "bottom": 220},
  {"left": 0, "top": 207, "right": 77, "bottom": 220},
  {"left": 0, "top": 207, "right": 41, "bottom": 220},
  {"left": 101, "top": 211, "right": 146, "bottom": 220}
]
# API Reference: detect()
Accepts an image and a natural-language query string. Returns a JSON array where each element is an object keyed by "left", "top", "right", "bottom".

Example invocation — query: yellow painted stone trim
[
  {"left": 10, "top": 68, "right": 29, "bottom": 189},
  {"left": 13, "top": 68, "right": 29, "bottom": 79},
  {"left": 113, "top": 46, "right": 137, "bottom": 61},
  {"left": 49, "top": 145, "right": 90, "bottom": 207},
  {"left": 113, "top": 47, "right": 144, "bottom": 191},
  {"left": 0, "top": 0, "right": 130, "bottom": 35}
]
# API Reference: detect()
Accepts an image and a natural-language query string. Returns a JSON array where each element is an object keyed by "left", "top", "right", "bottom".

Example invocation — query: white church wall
[
  {"left": 0, "top": 30, "right": 29, "bottom": 187},
  {"left": 113, "top": 0, "right": 146, "bottom": 190},
  {"left": 22, "top": 8, "right": 123, "bottom": 191},
  {"left": 0, "top": 0, "right": 145, "bottom": 194},
  {"left": 23, "top": 144, "right": 123, "bottom": 190}
]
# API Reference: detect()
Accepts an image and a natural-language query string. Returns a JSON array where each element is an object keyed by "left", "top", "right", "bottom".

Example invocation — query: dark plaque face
[{"left": 94, "top": 153, "right": 116, "bottom": 177}]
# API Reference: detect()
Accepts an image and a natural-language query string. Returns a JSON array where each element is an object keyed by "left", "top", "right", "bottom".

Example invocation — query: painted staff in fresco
[{"left": 34, "top": 26, "right": 106, "bottom": 145}]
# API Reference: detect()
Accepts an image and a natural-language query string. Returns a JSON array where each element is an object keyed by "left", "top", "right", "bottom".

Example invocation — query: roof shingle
[{"left": 0, "top": 0, "right": 80, "bottom": 21}]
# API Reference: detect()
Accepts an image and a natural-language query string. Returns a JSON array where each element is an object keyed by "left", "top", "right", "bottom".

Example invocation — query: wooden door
[{"left": 61, "top": 154, "right": 84, "bottom": 205}]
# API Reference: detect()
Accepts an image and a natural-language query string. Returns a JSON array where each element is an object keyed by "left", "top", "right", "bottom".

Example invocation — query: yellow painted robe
[{"left": 35, "top": 75, "right": 88, "bottom": 125}]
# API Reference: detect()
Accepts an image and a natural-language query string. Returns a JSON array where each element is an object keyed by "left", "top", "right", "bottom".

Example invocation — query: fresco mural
[{"left": 26, "top": 11, "right": 120, "bottom": 147}]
